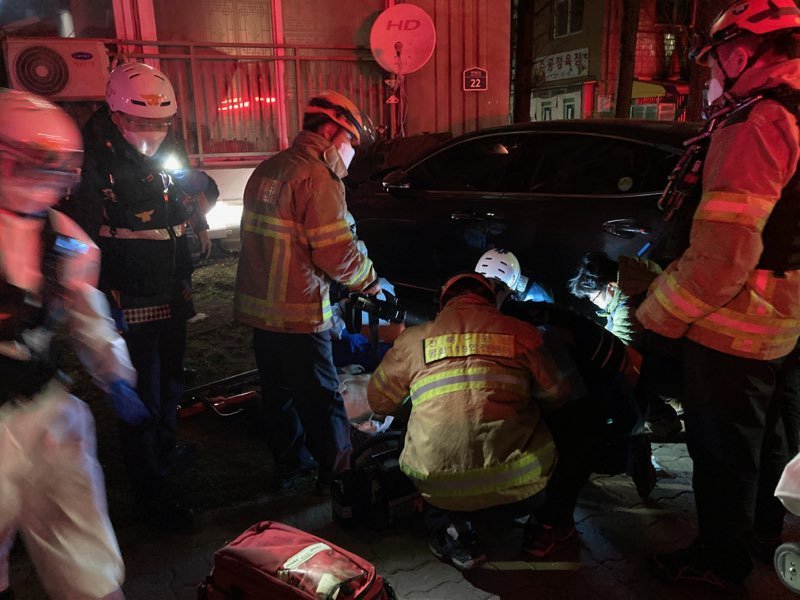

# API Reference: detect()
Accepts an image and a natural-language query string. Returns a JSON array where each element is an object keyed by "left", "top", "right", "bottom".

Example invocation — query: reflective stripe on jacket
[
  {"left": 637, "top": 60, "right": 800, "bottom": 360},
  {"left": 234, "top": 131, "right": 376, "bottom": 333},
  {"left": 367, "top": 293, "right": 568, "bottom": 512}
]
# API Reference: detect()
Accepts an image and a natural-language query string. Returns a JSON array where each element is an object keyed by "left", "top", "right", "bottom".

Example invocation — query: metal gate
[{"left": 115, "top": 39, "right": 386, "bottom": 165}]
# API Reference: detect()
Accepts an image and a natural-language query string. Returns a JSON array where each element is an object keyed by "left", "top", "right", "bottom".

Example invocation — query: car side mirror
[
  {"left": 602, "top": 218, "right": 650, "bottom": 239},
  {"left": 382, "top": 169, "right": 411, "bottom": 192}
]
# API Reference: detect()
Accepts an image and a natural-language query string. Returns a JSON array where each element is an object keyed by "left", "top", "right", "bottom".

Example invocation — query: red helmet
[
  {"left": 692, "top": 0, "right": 800, "bottom": 65},
  {"left": 439, "top": 272, "right": 497, "bottom": 309}
]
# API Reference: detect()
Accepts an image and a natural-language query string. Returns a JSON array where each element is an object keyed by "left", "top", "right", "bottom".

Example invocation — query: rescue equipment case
[{"left": 197, "top": 521, "right": 397, "bottom": 599}]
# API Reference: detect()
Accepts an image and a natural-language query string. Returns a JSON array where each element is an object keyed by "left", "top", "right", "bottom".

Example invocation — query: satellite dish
[{"left": 370, "top": 3, "right": 436, "bottom": 75}]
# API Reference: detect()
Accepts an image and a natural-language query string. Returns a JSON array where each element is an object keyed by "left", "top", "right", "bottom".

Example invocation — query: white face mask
[
  {"left": 336, "top": 141, "right": 356, "bottom": 170},
  {"left": 707, "top": 78, "right": 725, "bottom": 106},
  {"left": 121, "top": 128, "right": 168, "bottom": 157}
]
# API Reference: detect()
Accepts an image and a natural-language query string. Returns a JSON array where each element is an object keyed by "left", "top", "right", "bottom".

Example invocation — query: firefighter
[
  {"left": 478, "top": 249, "right": 655, "bottom": 555},
  {"left": 367, "top": 272, "right": 568, "bottom": 570},
  {"left": 636, "top": 0, "right": 800, "bottom": 588},
  {"left": 569, "top": 251, "right": 682, "bottom": 442},
  {"left": 234, "top": 91, "right": 381, "bottom": 493},
  {"left": 59, "top": 62, "right": 196, "bottom": 531},
  {"left": 0, "top": 89, "right": 149, "bottom": 600}
]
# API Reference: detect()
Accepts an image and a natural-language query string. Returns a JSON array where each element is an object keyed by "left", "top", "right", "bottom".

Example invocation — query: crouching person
[{"left": 367, "top": 272, "right": 568, "bottom": 570}]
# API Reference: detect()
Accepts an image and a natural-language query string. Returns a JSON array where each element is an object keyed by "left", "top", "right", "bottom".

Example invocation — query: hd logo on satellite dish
[
  {"left": 71, "top": 52, "right": 94, "bottom": 60},
  {"left": 384, "top": 19, "right": 421, "bottom": 31}
]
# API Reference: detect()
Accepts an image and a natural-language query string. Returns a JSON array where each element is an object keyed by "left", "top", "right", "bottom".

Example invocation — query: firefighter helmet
[
  {"left": 439, "top": 272, "right": 498, "bottom": 309},
  {"left": 304, "top": 91, "right": 373, "bottom": 146},
  {"left": 692, "top": 0, "right": 800, "bottom": 65},
  {"left": 106, "top": 62, "right": 177, "bottom": 119},
  {"left": 475, "top": 249, "right": 524, "bottom": 292},
  {"left": 0, "top": 88, "right": 83, "bottom": 215}
]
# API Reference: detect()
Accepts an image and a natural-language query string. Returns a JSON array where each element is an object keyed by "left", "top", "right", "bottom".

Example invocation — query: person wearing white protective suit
[
  {"left": 58, "top": 62, "right": 197, "bottom": 532},
  {"left": 0, "top": 89, "right": 149, "bottom": 600}
]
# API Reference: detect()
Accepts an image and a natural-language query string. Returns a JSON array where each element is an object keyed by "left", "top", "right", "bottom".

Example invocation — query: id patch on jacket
[
  {"left": 423, "top": 333, "right": 515, "bottom": 364},
  {"left": 257, "top": 178, "right": 283, "bottom": 206}
]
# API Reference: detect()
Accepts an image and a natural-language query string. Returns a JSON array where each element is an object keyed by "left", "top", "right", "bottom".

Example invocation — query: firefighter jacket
[
  {"left": 59, "top": 106, "right": 194, "bottom": 325},
  {"left": 602, "top": 256, "right": 661, "bottom": 348},
  {"left": 234, "top": 130, "right": 377, "bottom": 333},
  {"left": 637, "top": 59, "right": 800, "bottom": 360},
  {"left": 367, "top": 292, "right": 568, "bottom": 512}
]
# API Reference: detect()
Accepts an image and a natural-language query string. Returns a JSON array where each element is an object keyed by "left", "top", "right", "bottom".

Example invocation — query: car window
[
  {"left": 407, "top": 134, "right": 529, "bottom": 193},
  {"left": 519, "top": 133, "right": 679, "bottom": 195}
]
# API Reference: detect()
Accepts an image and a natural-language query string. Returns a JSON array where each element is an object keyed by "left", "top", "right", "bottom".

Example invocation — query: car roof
[{"left": 403, "top": 118, "right": 700, "bottom": 169}]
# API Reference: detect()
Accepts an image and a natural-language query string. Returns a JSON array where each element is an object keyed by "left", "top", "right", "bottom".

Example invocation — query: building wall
[
  {"left": 152, "top": 0, "right": 383, "bottom": 46},
  {"left": 531, "top": 0, "right": 684, "bottom": 118},
  {"left": 403, "top": 0, "right": 511, "bottom": 136},
  {"left": 150, "top": 0, "right": 505, "bottom": 137}
]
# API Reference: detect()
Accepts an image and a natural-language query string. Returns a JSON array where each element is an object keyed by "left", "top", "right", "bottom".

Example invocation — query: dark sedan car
[{"left": 346, "top": 119, "right": 700, "bottom": 307}]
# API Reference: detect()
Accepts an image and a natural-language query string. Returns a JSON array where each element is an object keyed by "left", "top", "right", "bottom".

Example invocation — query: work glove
[
  {"left": 107, "top": 379, "right": 151, "bottom": 426},
  {"left": 362, "top": 279, "right": 382, "bottom": 297},
  {"left": 340, "top": 330, "right": 370, "bottom": 354},
  {"left": 110, "top": 306, "right": 128, "bottom": 333}
]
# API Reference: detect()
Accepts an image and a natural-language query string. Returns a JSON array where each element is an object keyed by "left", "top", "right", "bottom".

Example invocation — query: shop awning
[{"left": 632, "top": 80, "right": 689, "bottom": 99}]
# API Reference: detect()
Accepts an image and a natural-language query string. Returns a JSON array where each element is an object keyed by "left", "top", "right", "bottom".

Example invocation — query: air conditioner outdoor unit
[{"left": 3, "top": 37, "right": 109, "bottom": 101}]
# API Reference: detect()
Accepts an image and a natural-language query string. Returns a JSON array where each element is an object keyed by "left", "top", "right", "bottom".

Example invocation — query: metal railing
[{"left": 111, "top": 39, "right": 386, "bottom": 166}]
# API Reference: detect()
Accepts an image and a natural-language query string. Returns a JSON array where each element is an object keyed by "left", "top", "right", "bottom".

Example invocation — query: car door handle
[
  {"left": 451, "top": 211, "right": 479, "bottom": 221},
  {"left": 451, "top": 211, "right": 503, "bottom": 221},
  {"left": 602, "top": 219, "right": 650, "bottom": 238}
]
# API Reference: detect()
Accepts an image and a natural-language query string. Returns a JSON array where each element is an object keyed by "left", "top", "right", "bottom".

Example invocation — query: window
[
  {"left": 521, "top": 133, "right": 679, "bottom": 196},
  {"left": 554, "top": 0, "right": 584, "bottom": 38},
  {"left": 656, "top": 0, "right": 691, "bottom": 26},
  {"left": 408, "top": 134, "right": 531, "bottom": 193}
]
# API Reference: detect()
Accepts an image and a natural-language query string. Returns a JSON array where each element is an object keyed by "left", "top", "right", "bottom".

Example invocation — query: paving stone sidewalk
[{"left": 9, "top": 443, "right": 800, "bottom": 599}]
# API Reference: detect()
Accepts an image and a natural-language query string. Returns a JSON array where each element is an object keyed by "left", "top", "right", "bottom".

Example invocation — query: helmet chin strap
[{"left": 712, "top": 36, "right": 773, "bottom": 99}]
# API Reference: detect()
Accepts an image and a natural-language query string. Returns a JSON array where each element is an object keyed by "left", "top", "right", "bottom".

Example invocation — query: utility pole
[
  {"left": 512, "top": 0, "right": 536, "bottom": 123},
  {"left": 685, "top": 0, "right": 729, "bottom": 121},
  {"left": 615, "top": 0, "right": 640, "bottom": 118}
]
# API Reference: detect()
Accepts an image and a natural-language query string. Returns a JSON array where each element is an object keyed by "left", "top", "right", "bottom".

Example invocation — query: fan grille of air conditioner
[{"left": 14, "top": 46, "right": 71, "bottom": 96}]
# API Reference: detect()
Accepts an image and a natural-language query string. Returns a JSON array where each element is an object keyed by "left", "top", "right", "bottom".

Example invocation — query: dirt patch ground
[{"left": 59, "top": 256, "right": 275, "bottom": 523}]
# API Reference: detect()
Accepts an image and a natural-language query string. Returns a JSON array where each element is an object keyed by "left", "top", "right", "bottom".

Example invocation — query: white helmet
[
  {"left": 106, "top": 62, "right": 177, "bottom": 119},
  {"left": 0, "top": 88, "right": 83, "bottom": 215},
  {"left": 106, "top": 62, "right": 177, "bottom": 157},
  {"left": 475, "top": 248, "right": 527, "bottom": 293}
]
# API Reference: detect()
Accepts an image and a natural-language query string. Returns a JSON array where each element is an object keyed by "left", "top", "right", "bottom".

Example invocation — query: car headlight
[{"left": 205, "top": 200, "right": 243, "bottom": 232}]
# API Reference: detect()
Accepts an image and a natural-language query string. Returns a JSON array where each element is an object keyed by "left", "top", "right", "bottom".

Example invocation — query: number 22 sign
[{"left": 463, "top": 67, "right": 488, "bottom": 92}]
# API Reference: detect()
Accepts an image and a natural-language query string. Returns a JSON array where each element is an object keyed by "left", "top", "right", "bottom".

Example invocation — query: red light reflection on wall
[{"left": 218, "top": 96, "right": 277, "bottom": 111}]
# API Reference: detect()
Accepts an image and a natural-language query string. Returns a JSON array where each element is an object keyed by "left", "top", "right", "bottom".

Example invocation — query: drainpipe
[
  {"left": 112, "top": 0, "right": 158, "bottom": 62},
  {"left": 582, "top": 80, "right": 597, "bottom": 118},
  {"left": 270, "top": 0, "right": 290, "bottom": 150}
]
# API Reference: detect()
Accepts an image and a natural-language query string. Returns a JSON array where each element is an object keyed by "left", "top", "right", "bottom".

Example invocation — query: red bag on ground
[{"left": 198, "top": 521, "right": 397, "bottom": 599}]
